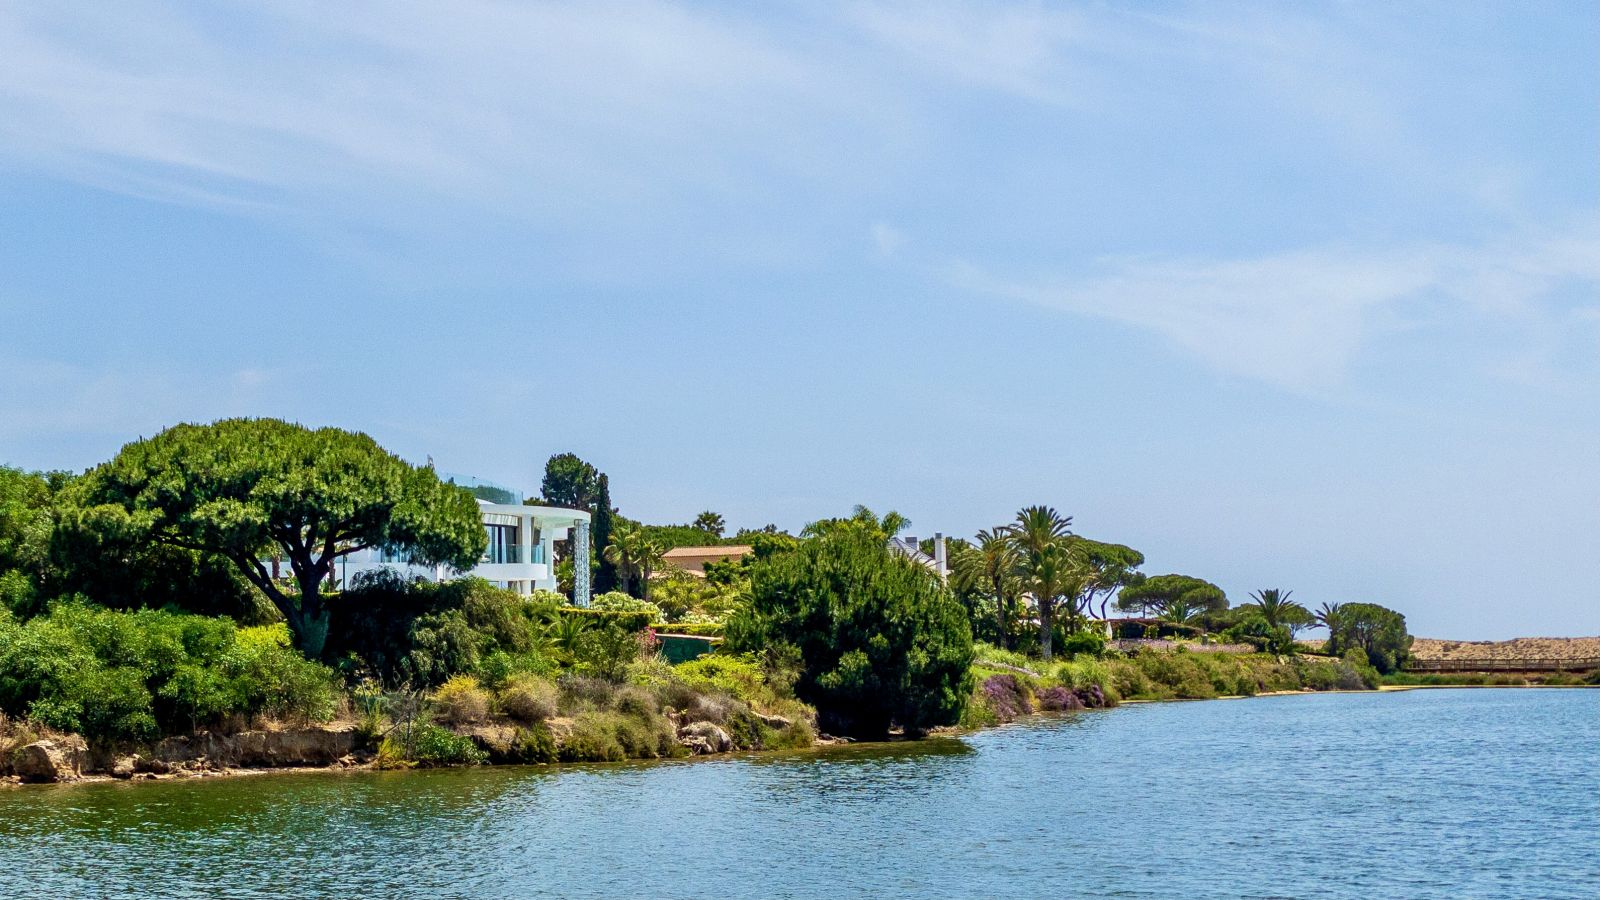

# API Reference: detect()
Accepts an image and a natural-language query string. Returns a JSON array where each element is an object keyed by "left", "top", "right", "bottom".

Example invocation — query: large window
[{"left": 483, "top": 523, "right": 520, "bottom": 564}]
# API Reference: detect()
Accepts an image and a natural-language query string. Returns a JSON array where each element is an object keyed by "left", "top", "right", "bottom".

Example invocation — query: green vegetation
[
  {"left": 962, "top": 643, "right": 1381, "bottom": 726},
  {"left": 0, "top": 419, "right": 1447, "bottom": 780},
  {"left": 1325, "top": 602, "right": 1412, "bottom": 673},
  {"left": 729, "top": 525, "right": 974, "bottom": 737},
  {"left": 1117, "top": 574, "right": 1228, "bottom": 623},
  {"left": 603, "top": 521, "right": 666, "bottom": 601},
  {"left": 328, "top": 573, "right": 559, "bottom": 688},
  {"left": 1380, "top": 669, "right": 1600, "bottom": 687},
  {"left": 692, "top": 511, "right": 726, "bottom": 538},
  {"left": 0, "top": 605, "right": 336, "bottom": 742},
  {"left": 68, "top": 419, "right": 485, "bottom": 657}
]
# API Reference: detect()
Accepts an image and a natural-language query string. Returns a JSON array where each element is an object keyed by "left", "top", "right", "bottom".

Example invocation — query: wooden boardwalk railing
[{"left": 1405, "top": 657, "right": 1600, "bottom": 673}]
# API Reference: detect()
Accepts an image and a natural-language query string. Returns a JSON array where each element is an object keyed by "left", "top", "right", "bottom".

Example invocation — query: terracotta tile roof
[{"left": 662, "top": 545, "right": 753, "bottom": 559}]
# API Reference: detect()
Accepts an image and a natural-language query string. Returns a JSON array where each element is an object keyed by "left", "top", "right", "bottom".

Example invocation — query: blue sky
[{"left": 2, "top": 2, "right": 1596, "bottom": 639}]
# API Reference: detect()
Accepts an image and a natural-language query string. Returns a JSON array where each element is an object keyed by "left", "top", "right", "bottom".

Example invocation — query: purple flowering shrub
[{"left": 981, "top": 674, "right": 1033, "bottom": 721}]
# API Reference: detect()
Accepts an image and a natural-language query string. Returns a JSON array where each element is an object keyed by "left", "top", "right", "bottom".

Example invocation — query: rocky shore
[{"left": 1, "top": 713, "right": 807, "bottom": 786}]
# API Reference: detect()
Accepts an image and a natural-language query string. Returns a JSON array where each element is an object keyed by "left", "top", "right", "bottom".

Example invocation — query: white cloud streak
[
  {"left": 0, "top": 2, "right": 906, "bottom": 215},
  {"left": 956, "top": 227, "right": 1600, "bottom": 393}
]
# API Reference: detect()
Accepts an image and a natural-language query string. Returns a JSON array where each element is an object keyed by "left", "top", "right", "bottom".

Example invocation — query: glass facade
[{"left": 483, "top": 524, "right": 520, "bottom": 564}]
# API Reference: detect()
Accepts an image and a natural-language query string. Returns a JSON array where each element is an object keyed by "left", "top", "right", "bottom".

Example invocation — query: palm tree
[
  {"left": 1314, "top": 601, "right": 1343, "bottom": 647},
  {"left": 1007, "top": 505, "right": 1078, "bottom": 661},
  {"left": 547, "top": 613, "right": 590, "bottom": 664},
  {"left": 692, "top": 510, "right": 726, "bottom": 538},
  {"left": 800, "top": 505, "right": 911, "bottom": 541},
  {"left": 951, "top": 527, "right": 1021, "bottom": 649},
  {"left": 852, "top": 504, "right": 910, "bottom": 540},
  {"left": 637, "top": 538, "right": 666, "bottom": 603},
  {"left": 1157, "top": 595, "right": 1200, "bottom": 626},
  {"left": 1249, "top": 588, "right": 1302, "bottom": 630},
  {"left": 603, "top": 521, "right": 665, "bottom": 599}
]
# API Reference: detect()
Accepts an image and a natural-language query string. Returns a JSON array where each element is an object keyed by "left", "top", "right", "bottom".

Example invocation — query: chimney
[{"left": 934, "top": 532, "right": 947, "bottom": 577}]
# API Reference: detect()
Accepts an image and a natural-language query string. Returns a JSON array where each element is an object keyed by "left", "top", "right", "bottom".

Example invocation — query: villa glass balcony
[{"left": 481, "top": 545, "right": 525, "bottom": 565}]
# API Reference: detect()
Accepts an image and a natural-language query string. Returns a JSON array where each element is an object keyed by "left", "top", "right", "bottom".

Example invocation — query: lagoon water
[{"left": 3, "top": 688, "right": 1596, "bottom": 899}]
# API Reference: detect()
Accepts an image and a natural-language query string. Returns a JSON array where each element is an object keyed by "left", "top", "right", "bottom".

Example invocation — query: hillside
[{"left": 1410, "top": 636, "right": 1600, "bottom": 664}]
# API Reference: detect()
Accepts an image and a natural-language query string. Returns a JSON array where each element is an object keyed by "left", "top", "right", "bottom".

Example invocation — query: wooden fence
[{"left": 1405, "top": 656, "right": 1600, "bottom": 673}]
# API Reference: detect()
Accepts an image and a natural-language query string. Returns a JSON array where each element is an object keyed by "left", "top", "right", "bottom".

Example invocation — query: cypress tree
[{"left": 591, "top": 473, "right": 617, "bottom": 593}]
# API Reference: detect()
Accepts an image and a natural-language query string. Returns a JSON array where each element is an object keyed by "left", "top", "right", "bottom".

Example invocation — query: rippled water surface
[{"left": 4, "top": 688, "right": 1596, "bottom": 898}]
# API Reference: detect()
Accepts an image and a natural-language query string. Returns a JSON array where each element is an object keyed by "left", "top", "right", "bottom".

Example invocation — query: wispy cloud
[
  {"left": 0, "top": 2, "right": 1475, "bottom": 220},
  {"left": 0, "top": 356, "right": 296, "bottom": 460},
  {"left": 955, "top": 226, "right": 1600, "bottom": 393},
  {"left": 845, "top": 2, "right": 1087, "bottom": 104},
  {"left": 0, "top": 2, "right": 904, "bottom": 215}
]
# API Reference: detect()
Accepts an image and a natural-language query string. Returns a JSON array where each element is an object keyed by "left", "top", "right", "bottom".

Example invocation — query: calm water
[{"left": 3, "top": 688, "right": 1596, "bottom": 899}]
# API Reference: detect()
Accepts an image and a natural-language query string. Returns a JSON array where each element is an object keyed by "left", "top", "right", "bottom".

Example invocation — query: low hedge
[
  {"left": 557, "top": 608, "right": 651, "bottom": 633},
  {"left": 650, "top": 622, "right": 724, "bottom": 637}
]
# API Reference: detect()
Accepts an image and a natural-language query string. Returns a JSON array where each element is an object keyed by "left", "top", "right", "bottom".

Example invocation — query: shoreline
[{"left": 14, "top": 681, "right": 1593, "bottom": 789}]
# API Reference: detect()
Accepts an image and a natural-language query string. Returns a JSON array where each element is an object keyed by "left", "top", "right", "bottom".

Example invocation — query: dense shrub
[
  {"left": 571, "top": 624, "right": 647, "bottom": 681},
  {"left": 475, "top": 647, "right": 558, "bottom": 691},
  {"left": 613, "top": 684, "right": 661, "bottom": 719},
  {"left": 558, "top": 674, "right": 621, "bottom": 711},
  {"left": 557, "top": 607, "right": 652, "bottom": 634},
  {"left": 431, "top": 675, "right": 490, "bottom": 725},
  {"left": 1060, "top": 630, "right": 1107, "bottom": 658},
  {"left": 728, "top": 528, "right": 974, "bottom": 738},
  {"left": 674, "top": 655, "right": 773, "bottom": 709},
  {"left": 498, "top": 673, "right": 558, "bottom": 723},
  {"left": 652, "top": 622, "right": 725, "bottom": 637},
  {"left": 1325, "top": 603, "right": 1412, "bottom": 673},
  {"left": 980, "top": 674, "right": 1032, "bottom": 720},
  {"left": 559, "top": 711, "right": 626, "bottom": 762},
  {"left": 1052, "top": 657, "right": 1119, "bottom": 701},
  {"left": 1084, "top": 651, "right": 1318, "bottom": 702},
  {"left": 1034, "top": 686, "right": 1078, "bottom": 711},
  {"left": 559, "top": 709, "right": 682, "bottom": 762},
  {"left": 228, "top": 624, "right": 341, "bottom": 723},
  {"left": 327, "top": 575, "right": 554, "bottom": 687},
  {"left": 0, "top": 604, "right": 336, "bottom": 742},
  {"left": 958, "top": 686, "right": 1000, "bottom": 728},
  {"left": 509, "top": 724, "right": 558, "bottom": 763},
  {"left": 973, "top": 642, "right": 1038, "bottom": 672},
  {"left": 1222, "top": 614, "right": 1293, "bottom": 655},
  {"left": 1298, "top": 655, "right": 1373, "bottom": 690},
  {"left": 591, "top": 592, "right": 665, "bottom": 622},
  {"left": 409, "top": 724, "right": 487, "bottom": 766}
]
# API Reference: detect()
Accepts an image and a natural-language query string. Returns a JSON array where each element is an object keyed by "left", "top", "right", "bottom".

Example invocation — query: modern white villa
[{"left": 332, "top": 476, "right": 593, "bottom": 605}]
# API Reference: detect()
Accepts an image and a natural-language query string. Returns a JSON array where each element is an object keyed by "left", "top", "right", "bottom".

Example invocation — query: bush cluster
[
  {"left": 408, "top": 724, "right": 487, "bottom": 766},
  {"left": 560, "top": 709, "right": 681, "bottom": 762},
  {"left": 0, "top": 604, "right": 337, "bottom": 742},
  {"left": 961, "top": 642, "right": 1388, "bottom": 726},
  {"left": 556, "top": 607, "right": 653, "bottom": 634},
  {"left": 497, "top": 673, "right": 558, "bottom": 723},
  {"left": 729, "top": 527, "right": 974, "bottom": 738},
  {"left": 328, "top": 574, "right": 557, "bottom": 688},
  {"left": 431, "top": 675, "right": 490, "bottom": 726},
  {"left": 590, "top": 592, "right": 665, "bottom": 623},
  {"left": 651, "top": 622, "right": 725, "bottom": 638}
]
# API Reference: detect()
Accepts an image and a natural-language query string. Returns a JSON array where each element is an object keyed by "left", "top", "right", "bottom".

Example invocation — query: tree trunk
[
  {"left": 996, "top": 593, "right": 1009, "bottom": 651},
  {"left": 1038, "top": 600, "right": 1054, "bottom": 661},
  {"left": 289, "top": 563, "right": 331, "bottom": 659},
  {"left": 294, "top": 609, "right": 332, "bottom": 660}
]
